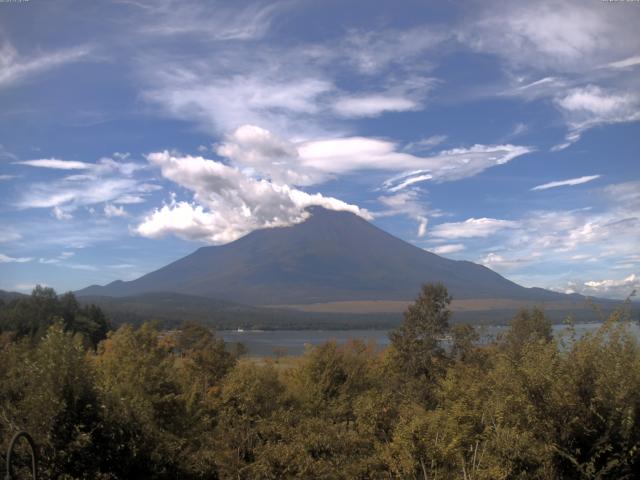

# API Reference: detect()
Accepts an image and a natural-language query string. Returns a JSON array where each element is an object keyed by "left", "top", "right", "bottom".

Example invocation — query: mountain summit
[{"left": 77, "top": 207, "right": 569, "bottom": 305}]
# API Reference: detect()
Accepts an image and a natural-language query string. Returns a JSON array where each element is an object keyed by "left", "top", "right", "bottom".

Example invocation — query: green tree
[
  {"left": 389, "top": 283, "right": 452, "bottom": 390},
  {"left": 0, "top": 322, "right": 105, "bottom": 479},
  {"left": 0, "top": 286, "right": 110, "bottom": 347},
  {"left": 92, "top": 322, "right": 189, "bottom": 478},
  {"left": 499, "top": 307, "right": 553, "bottom": 359}
]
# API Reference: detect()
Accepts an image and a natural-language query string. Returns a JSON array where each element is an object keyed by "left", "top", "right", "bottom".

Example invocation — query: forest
[{"left": 1, "top": 284, "right": 639, "bottom": 479}]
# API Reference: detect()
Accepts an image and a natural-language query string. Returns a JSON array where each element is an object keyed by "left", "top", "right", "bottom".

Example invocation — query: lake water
[{"left": 221, "top": 322, "right": 640, "bottom": 356}]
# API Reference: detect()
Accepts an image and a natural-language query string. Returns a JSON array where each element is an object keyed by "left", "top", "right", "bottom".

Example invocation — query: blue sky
[{"left": 0, "top": 0, "right": 638, "bottom": 299}]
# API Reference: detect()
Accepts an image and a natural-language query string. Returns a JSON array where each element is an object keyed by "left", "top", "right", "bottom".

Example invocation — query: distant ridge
[{"left": 77, "top": 207, "right": 579, "bottom": 306}]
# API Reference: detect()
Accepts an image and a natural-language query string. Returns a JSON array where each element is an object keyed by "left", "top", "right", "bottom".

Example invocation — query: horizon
[{"left": 1, "top": 0, "right": 639, "bottom": 299}]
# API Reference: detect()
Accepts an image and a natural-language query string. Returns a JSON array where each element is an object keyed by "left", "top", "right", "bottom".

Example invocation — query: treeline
[
  {"left": 0, "top": 285, "right": 110, "bottom": 348},
  {"left": 1, "top": 284, "right": 639, "bottom": 479}
]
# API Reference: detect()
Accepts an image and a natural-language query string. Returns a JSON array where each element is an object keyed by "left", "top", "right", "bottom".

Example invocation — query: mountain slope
[{"left": 77, "top": 207, "right": 572, "bottom": 305}]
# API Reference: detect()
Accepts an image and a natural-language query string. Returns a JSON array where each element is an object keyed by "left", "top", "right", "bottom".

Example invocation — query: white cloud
[
  {"left": 0, "top": 175, "right": 17, "bottom": 180},
  {"left": 142, "top": 64, "right": 334, "bottom": 134},
  {"left": 511, "top": 76, "right": 568, "bottom": 98},
  {"left": 15, "top": 159, "right": 92, "bottom": 170},
  {"left": 114, "top": 194, "right": 147, "bottom": 204},
  {"left": 510, "top": 122, "right": 528, "bottom": 137},
  {"left": 450, "top": 183, "right": 640, "bottom": 297},
  {"left": 332, "top": 95, "right": 419, "bottom": 118},
  {"left": 581, "top": 274, "right": 639, "bottom": 298},
  {"left": 403, "top": 134, "right": 447, "bottom": 152},
  {"left": 135, "top": 20, "right": 439, "bottom": 136},
  {"left": 39, "top": 251, "right": 75, "bottom": 264},
  {"left": 104, "top": 203, "right": 127, "bottom": 217},
  {"left": 15, "top": 154, "right": 156, "bottom": 215},
  {"left": 20, "top": 178, "right": 144, "bottom": 210},
  {"left": 302, "top": 140, "right": 531, "bottom": 181},
  {"left": 14, "top": 156, "right": 145, "bottom": 175},
  {"left": 430, "top": 218, "right": 519, "bottom": 239},
  {"left": 136, "top": 152, "right": 370, "bottom": 244},
  {"left": 556, "top": 86, "right": 635, "bottom": 116},
  {"left": 417, "top": 219, "right": 428, "bottom": 238},
  {"left": 136, "top": 199, "right": 221, "bottom": 242},
  {"left": 478, "top": 252, "right": 532, "bottom": 270},
  {"left": 602, "top": 181, "right": 640, "bottom": 210},
  {"left": 553, "top": 86, "right": 640, "bottom": 149},
  {"left": 108, "top": 264, "right": 135, "bottom": 269},
  {"left": 505, "top": 210, "right": 618, "bottom": 254},
  {"left": 605, "top": 55, "right": 640, "bottom": 70},
  {"left": 431, "top": 243, "right": 465, "bottom": 255},
  {"left": 383, "top": 171, "right": 434, "bottom": 192},
  {"left": 383, "top": 144, "right": 532, "bottom": 187},
  {"left": 343, "top": 26, "right": 446, "bottom": 74},
  {"left": 375, "top": 190, "right": 438, "bottom": 238},
  {"left": 0, "top": 253, "right": 33, "bottom": 263},
  {"left": 215, "top": 124, "right": 318, "bottom": 186},
  {"left": 531, "top": 175, "right": 601, "bottom": 191},
  {"left": 217, "top": 125, "right": 533, "bottom": 188},
  {"left": 0, "top": 41, "right": 91, "bottom": 89},
  {"left": 129, "top": 0, "right": 282, "bottom": 40},
  {"left": 462, "top": 1, "right": 640, "bottom": 72},
  {"left": 52, "top": 206, "right": 73, "bottom": 221},
  {"left": 458, "top": 1, "right": 640, "bottom": 152}
]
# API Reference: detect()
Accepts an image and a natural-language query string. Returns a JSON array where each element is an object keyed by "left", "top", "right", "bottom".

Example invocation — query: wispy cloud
[
  {"left": 332, "top": 95, "right": 419, "bottom": 118},
  {"left": 219, "top": 125, "right": 533, "bottom": 188},
  {"left": 14, "top": 155, "right": 157, "bottom": 219},
  {"left": 552, "top": 86, "right": 640, "bottom": 149},
  {"left": 375, "top": 190, "right": 443, "bottom": 238},
  {"left": 0, "top": 253, "right": 33, "bottom": 263},
  {"left": 15, "top": 159, "right": 92, "bottom": 170},
  {"left": 430, "top": 218, "right": 519, "bottom": 239},
  {"left": 431, "top": 243, "right": 465, "bottom": 255},
  {"left": 0, "top": 41, "right": 91, "bottom": 89},
  {"left": 531, "top": 175, "right": 601, "bottom": 191},
  {"left": 104, "top": 204, "right": 127, "bottom": 218},
  {"left": 605, "top": 55, "right": 640, "bottom": 70},
  {"left": 403, "top": 135, "right": 448, "bottom": 152},
  {"left": 461, "top": 1, "right": 640, "bottom": 72},
  {"left": 443, "top": 182, "right": 640, "bottom": 297},
  {"left": 343, "top": 26, "right": 446, "bottom": 75},
  {"left": 125, "top": 0, "right": 284, "bottom": 40},
  {"left": 39, "top": 251, "right": 75, "bottom": 264},
  {"left": 478, "top": 252, "right": 534, "bottom": 270},
  {"left": 559, "top": 273, "right": 639, "bottom": 298}
]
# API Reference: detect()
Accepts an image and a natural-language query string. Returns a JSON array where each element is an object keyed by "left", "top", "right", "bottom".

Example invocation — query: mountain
[
  {"left": 0, "top": 289, "right": 27, "bottom": 303},
  {"left": 77, "top": 206, "right": 575, "bottom": 305}
]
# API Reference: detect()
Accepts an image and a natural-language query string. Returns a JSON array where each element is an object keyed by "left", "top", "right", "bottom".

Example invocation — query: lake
[{"left": 221, "top": 322, "right": 640, "bottom": 356}]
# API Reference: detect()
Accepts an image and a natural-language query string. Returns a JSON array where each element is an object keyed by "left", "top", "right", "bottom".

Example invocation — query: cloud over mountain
[{"left": 136, "top": 151, "right": 369, "bottom": 244}]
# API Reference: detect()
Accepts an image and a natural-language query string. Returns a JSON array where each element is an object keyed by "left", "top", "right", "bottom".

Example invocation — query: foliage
[
  {"left": 1, "top": 283, "right": 639, "bottom": 479},
  {"left": 0, "top": 286, "right": 110, "bottom": 348}
]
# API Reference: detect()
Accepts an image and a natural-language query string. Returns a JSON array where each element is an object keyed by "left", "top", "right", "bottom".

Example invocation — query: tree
[
  {"left": 0, "top": 322, "right": 105, "bottom": 479},
  {"left": 0, "top": 286, "right": 110, "bottom": 347},
  {"left": 92, "top": 322, "right": 188, "bottom": 478},
  {"left": 174, "top": 321, "right": 238, "bottom": 409},
  {"left": 499, "top": 307, "right": 552, "bottom": 359},
  {"left": 450, "top": 323, "right": 479, "bottom": 362},
  {"left": 389, "top": 283, "right": 452, "bottom": 384}
]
